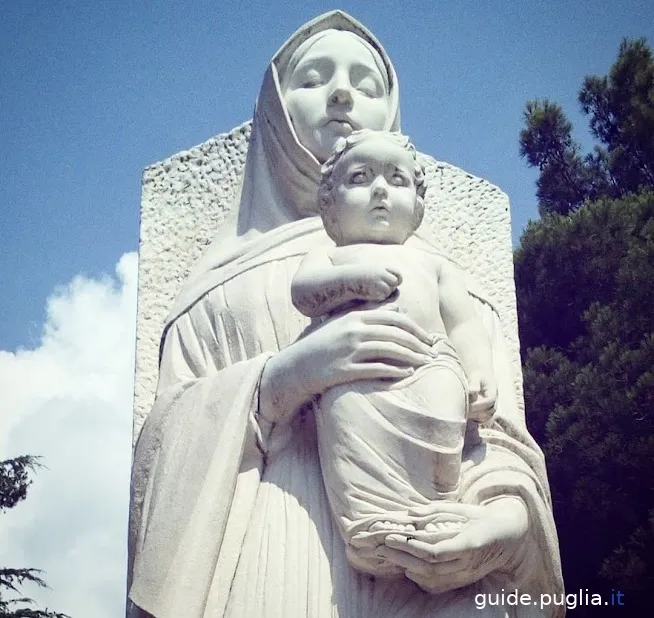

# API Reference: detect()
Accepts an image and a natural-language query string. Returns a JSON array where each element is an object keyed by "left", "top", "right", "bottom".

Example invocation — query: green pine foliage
[
  {"left": 516, "top": 177, "right": 654, "bottom": 613},
  {"left": 517, "top": 37, "right": 654, "bottom": 614},
  {"left": 0, "top": 456, "right": 41, "bottom": 513},
  {"left": 520, "top": 38, "right": 654, "bottom": 216},
  {"left": 579, "top": 38, "right": 654, "bottom": 192},
  {"left": 0, "top": 457, "right": 70, "bottom": 618},
  {"left": 519, "top": 100, "right": 595, "bottom": 215}
]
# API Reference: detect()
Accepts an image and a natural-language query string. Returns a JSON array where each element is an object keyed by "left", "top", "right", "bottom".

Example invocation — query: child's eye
[
  {"left": 391, "top": 174, "right": 409, "bottom": 186},
  {"left": 350, "top": 171, "right": 368, "bottom": 184}
]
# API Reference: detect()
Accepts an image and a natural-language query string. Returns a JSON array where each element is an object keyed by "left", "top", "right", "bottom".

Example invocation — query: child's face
[{"left": 327, "top": 137, "right": 418, "bottom": 245}]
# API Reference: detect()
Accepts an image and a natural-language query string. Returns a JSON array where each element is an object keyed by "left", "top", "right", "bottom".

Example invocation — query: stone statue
[
  {"left": 128, "top": 10, "right": 564, "bottom": 618},
  {"left": 291, "top": 129, "right": 497, "bottom": 577}
]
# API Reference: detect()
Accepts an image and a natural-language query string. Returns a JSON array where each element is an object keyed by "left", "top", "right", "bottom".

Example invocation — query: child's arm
[
  {"left": 292, "top": 250, "right": 401, "bottom": 318},
  {"left": 437, "top": 260, "right": 496, "bottom": 421}
]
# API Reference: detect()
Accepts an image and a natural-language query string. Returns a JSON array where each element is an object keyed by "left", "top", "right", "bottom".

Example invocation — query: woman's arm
[
  {"left": 374, "top": 296, "right": 563, "bottom": 605},
  {"left": 376, "top": 497, "right": 530, "bottom": 593},
  {"left": 129, "top": 310, "right": 273, "bottom": 617},
  {"left": 258, "top": 308, "right": 436, "bottom": 428}
]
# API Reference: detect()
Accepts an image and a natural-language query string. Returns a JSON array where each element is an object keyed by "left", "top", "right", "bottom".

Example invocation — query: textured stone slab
[{"left": 134, "top": 120, "right": 522, "bottom": 441}]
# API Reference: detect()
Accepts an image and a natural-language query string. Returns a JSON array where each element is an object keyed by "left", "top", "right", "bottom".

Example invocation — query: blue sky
[
  {"left": 2, "top": 0, "right": 653, "bottom": 351},
  {"left": 1, "top": 2, "right": 653, "bottom": 615}
]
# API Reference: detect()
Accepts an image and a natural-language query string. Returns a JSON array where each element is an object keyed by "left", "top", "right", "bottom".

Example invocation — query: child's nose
[{"left": 371, "top": 178, "right": 389, "bottom": 197}]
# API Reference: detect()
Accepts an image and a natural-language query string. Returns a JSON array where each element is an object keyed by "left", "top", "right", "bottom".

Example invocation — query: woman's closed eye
[
  {"left": 351, "top": 64, "right": 384, "bottom": 98},
  {"left": 301, "top": 69, "right": 324, "bottom": 88},
  {"left": 355, "top": 76, "right": 381, "bottom": 98}
]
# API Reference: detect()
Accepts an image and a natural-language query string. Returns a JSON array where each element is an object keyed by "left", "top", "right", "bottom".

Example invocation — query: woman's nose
[
  {"left": 329, "top": 88, "right": 353, "bottom": 105},
  {"left": 328, "top": 78, "right": 353, "bottom": 106}
]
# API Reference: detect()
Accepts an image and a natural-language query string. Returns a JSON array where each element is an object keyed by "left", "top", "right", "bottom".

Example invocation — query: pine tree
[
  {"left": 516, "top": 190, "right": 654, "bottom": 614},
  {"left": 579, "top": 38, "right": 654, "bottom": 192},
  {"left": 519, "top": 100, "right": 595, "bottom": 215},
  {"left": 517, "top": 39, "right": 654, "bottom": 615},
  {"left": 519, "top": 38, "right": 654, "bottom": 216},
  {"left": 0, "top": 456, "right": 71, "bottom": 618}
]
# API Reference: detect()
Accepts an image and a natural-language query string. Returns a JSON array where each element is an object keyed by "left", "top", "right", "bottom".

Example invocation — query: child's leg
[
  {"left": 378, "top": 363, "right": 467, "bottom": 497},
  {"left": 315, "top": 361, "right": 468, "bottom": 575}
]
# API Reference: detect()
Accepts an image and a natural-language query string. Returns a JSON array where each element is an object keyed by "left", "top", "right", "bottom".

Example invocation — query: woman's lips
[{"left": 326, "top": 119, "right": 355, "bottom": 135}]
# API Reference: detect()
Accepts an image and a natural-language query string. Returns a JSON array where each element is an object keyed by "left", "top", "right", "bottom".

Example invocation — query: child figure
[{"left": 291, "top": 130, "right": 497, "bottom": 576}]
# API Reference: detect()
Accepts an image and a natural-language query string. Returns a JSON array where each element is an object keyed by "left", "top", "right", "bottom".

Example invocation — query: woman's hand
[
  {"left": 375, "top": 498, "right": 529, "bottom": 594},
  {"left": 259, "top": 308, "right": 434, "bottom": 426}
]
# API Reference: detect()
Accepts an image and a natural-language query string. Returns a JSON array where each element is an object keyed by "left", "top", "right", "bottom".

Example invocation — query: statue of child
[{"left": 291, "top": 129, "right": 497, "bottom": 576}]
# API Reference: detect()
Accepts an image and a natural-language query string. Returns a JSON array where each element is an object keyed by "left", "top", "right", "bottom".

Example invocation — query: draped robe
[{"left": 127, "top": 10, "right": 564, "bottom": 618}]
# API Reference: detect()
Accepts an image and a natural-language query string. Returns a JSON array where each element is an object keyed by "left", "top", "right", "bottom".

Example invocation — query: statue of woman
[{"left": 128, "top": 11, "right": 563, "bottom": 618}]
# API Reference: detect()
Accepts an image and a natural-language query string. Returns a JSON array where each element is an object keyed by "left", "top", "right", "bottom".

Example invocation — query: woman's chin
[
  {"left": 315, "top": 131, "right": 348, "bottom": 161},
  {"left": 328, "top": 121, "right": 354, "bottom": 137}
]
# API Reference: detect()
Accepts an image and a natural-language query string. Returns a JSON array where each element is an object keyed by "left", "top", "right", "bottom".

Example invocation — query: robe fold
[
  {"left": 129, "top": 223, "right": 563, "bottom": 618},
  {"left": 128, "top": 10, "right": 563, "bottom": 617}
]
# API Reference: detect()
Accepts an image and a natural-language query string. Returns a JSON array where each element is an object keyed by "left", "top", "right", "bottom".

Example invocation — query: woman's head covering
[
  {"left": 236, "top": 9, "right": 400, "bottom": 237},
  {"left": 165, "top": 11, "right": 400, "bottom": 327}
]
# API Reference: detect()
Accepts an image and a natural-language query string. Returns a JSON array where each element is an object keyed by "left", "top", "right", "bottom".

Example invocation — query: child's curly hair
[{"left": 317, "top": 129, "right": 427, "bottom": 243}]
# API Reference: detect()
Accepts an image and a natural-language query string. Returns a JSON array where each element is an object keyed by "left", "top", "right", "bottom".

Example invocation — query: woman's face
[{"left": 282, "top": 31, "right": 390, "bottom": 163}]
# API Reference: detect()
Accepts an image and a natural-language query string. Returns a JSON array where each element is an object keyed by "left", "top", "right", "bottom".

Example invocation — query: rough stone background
[{"left": 134, "top": 120, "right": 523, "bottom": 441}]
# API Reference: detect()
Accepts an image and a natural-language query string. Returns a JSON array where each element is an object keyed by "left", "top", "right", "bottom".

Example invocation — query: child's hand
[
  {"left": 347, "top": 264, "right": 402, "bottom": 301},
  {"left": 467, "top": 371, "right": 497, "bottom": 422}
]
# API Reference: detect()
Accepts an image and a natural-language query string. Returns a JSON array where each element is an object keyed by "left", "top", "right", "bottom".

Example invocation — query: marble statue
[
  {"left": 291, "top": 129, "right": 497, "bottom": 577},
  {"left": 128, "top": 10, "right": 564, "bottom": 618}
]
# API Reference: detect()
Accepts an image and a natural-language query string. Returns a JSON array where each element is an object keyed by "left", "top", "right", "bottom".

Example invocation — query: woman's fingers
[
  {"left": 348, "top": 362, "right": 415, "bottom": 381},
  {"left": 359, "top": 310, "right": 433, "bottom": 346},
  {"left": 384, "top": 534, "right": 460, "bottom": 563},
  {"left": 376, "top": 545, "right": 467, "bottom": 580},
  {"left": 352, "top": 341, "right": 429, "bottom": 367},
  {"left": 406, "top": 528, "right": 463, "bottom": 546},
  {"left": 359, "top": 324, "right": 434, "bottom": 357},
  {"left": 371, "top": 502, "right": 530, "bottom": 593},
  {"left": 296, "top": 308, "right": 439, "bottom": 391},
  {"left": 406, "top": 501, "right": 481, "bottom": 519},
  {"left": 385, "top": 529, "right": 483, "bottom": 562},
  {"left": 374, "top": 546, "right": 433, "bottom": 576}
]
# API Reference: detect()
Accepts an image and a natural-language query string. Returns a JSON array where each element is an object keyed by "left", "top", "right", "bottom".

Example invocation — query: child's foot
[
  {"left": 369, "top": 520, "right": 416, "bottom": 533},
  {"left": 423, "top": 519, "right": 464, "bottom": 533}
]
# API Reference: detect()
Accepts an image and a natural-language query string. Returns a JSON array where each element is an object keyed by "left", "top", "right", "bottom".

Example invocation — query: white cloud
[{"left": 0, "top": 252, "right": 138, "bottom": 618}]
